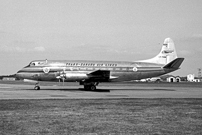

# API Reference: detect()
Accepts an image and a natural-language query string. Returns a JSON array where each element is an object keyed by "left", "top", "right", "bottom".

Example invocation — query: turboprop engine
[{"left": 57, "top": 72, "right": 89, "bottom": 82}]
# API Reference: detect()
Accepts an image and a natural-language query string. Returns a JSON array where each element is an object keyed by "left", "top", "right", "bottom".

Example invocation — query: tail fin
[{"left": 138, "top": 38, "right": 178, "bottom": 65}]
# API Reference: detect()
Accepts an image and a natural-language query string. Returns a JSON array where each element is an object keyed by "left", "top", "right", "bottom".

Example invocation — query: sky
[{"left": 0, "top": 0, "right": 202, "bottom": 76}]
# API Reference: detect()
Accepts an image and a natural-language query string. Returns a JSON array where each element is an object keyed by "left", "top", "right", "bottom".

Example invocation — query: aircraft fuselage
[
  {"left": 16, "top": 38, "right": 184, "bottom": 90},
  {"left": 16, "top": 60, "right": 174, "bottom": 82}
]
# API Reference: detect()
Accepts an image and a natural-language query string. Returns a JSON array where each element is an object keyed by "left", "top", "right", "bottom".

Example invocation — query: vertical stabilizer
[{"left": 138, "top": 38, "right": 178, "bottom": 65}]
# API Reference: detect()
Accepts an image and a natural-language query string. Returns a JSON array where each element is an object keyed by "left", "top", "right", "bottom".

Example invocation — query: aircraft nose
[
  {"left": 16, "top": 70, "right": 23, "bottom": 79},
  {"left": 16, "top": 67, "right": 39, "bottom": 80},
  {"left": 16, "top": 68, "right": 29, "bottom": 80}
]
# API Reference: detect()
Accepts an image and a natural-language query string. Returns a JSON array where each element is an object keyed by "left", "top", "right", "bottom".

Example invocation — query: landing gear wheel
[
  {"left": 34, "top": 86, "right": 40, "bottom": 90},
  {"left": 84, "top": 85, "right": 96, "bottom": 90},
  {"left": 90, "top": 85, "right": 96, "bottom": 91}
]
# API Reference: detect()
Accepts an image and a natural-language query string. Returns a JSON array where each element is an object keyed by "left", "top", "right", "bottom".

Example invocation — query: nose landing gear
[{"left": 34, "top": 82, "right": 40, "bottom": 90}]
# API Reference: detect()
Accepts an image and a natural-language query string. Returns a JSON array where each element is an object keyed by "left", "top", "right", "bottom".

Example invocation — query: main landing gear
[
  {"left": 34, "top": 82, "right": 40, "bottom": 90},
  {"left": 80, "top": 81, "right": 99, "bottom": 91},
  {"left": 84, "top": 85, "right": 96, "bottom": 91}
]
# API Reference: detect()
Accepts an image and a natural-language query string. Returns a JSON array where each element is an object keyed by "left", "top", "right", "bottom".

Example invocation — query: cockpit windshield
[
  {"left": 30, "top": 62, "right": 36, "bottom": 66},
  {"left": 25, "top": 61, "right": 45, "bottom": 67}
]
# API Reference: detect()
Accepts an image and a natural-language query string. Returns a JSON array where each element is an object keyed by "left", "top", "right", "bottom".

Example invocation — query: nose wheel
[
  {"left": 34, "top": 82, "right": 40, "bottom": 90},
  {"left": 34, "top": 86, "right": 40, "bottom": 90}
]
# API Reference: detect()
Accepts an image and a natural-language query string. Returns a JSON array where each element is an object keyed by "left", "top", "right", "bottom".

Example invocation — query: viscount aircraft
[{"left": 16, "top": 38, "right": 184, "bottom": 90}]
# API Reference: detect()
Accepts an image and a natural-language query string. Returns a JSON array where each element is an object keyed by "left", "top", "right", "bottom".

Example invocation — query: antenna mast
[{"left": 198, "top": 68, "right": 202, "bottom": 78}]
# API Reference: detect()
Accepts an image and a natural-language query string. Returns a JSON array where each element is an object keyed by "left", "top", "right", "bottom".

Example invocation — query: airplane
[{"left": 16, "top": 38, "right": 184, "bottom": 90}]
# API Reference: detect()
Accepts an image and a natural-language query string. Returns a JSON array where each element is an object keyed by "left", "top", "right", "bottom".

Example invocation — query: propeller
[
  {"left": 61, "top": 74, "right": 65, "bottom": 86},
  {"left": 56, "top": 68, "right": 66, "bottom": 86}
]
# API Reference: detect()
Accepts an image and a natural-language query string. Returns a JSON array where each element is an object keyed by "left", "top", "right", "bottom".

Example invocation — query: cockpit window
[
  {"left": 23, "top": 61, "right": 45, "bottom": 68},
  {"left": 30, "top": 62, "right": 35, "bottom": 66},
  {"left": 28, "top": 61, "right": 45, "bottom": 67}
]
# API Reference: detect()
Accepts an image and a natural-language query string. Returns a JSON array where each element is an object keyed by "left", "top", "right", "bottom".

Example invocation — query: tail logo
[
  {"left": 163, "top": 44, "right": 168, "bottom": 47},
  {"left": 162, "top": 50, "right": 174, "bottom": 54}
]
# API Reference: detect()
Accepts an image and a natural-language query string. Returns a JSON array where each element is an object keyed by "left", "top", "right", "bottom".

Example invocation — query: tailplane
[
  {"left": 163, "top": 58, "right": 184, "bottom": 69},
  {"left": 138, "top": 38, "right": 178, "bottom": 65}
]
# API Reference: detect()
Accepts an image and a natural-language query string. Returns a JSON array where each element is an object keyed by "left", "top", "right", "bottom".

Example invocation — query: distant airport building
[
  {"left": 167, "top": 76, "right": 175, "bottom": 82},
  {"left": 187, "top": 74, "right": 195, "bottom": 82},
  {"left": 139, "top": 77, "right": 162, "bottom": 82},
  {"left": 2, "top": 77, "right": 16, "bottom": 81},
  {"left": 166, "top": 76, "right": 181, "bottom": 82},
  {"left": 149, "top": 77, "right": 162, "bottom": 82},
  {"left": 187, "top": 74, "right": 202, "bottom": 82},
  {"left": 193, "top": 77, "right": 202, "bottom": 82},
  {"left": 139, "top": 75, "right": 182, "bottom": 82},
  {"left": 194, "top": 79, "right": 201, "bottom": 82},
  {"left": 176, "top": 76, "right": 181, "bottom": 82}
]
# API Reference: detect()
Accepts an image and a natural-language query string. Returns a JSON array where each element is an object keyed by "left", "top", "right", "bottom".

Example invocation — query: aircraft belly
[
  {"left": 110, "top": 70, "right": 166, "bottom": 81},
  {"left": 16, "top": 72, "right": 53, "bottom": 81},
  {"left": 110, "top": 72, "right": 139, "bottom": 81},
  {"left": 39, "top": 73, "right": 58, "bottom": 81}
]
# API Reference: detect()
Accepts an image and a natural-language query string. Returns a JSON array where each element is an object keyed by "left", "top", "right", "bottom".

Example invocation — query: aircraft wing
[
  {"left": 87, "top": 70, "right": 119, "bottom": 82},
  {"left": 88, "top": 70, "right": 110, "bottom": 78}
]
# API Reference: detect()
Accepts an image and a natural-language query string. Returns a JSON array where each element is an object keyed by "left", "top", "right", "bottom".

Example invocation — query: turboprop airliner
[{"left": 16, "top": 38, "right": 184, "bottom": 90}]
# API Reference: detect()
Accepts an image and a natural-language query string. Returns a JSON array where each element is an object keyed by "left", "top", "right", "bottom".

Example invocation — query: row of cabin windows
[
  {"left": 66, "top": 63, "right": 118, "bottom": 67},
  {"left": 63, "top": 67, "right": 133, "bottom": 71}
]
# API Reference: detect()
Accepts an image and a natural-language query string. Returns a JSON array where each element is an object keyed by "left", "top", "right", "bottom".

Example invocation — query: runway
[
  {"left": 0, "top": 81, "right": 202, "bottom": 99},
  {"left": 1, "top": 81, "right": 202, "bottom": 134}
]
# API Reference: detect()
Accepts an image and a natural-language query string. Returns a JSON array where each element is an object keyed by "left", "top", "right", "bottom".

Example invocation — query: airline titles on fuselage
[{"left": 66, "top": 63, "right": 118, "bottom": 67}]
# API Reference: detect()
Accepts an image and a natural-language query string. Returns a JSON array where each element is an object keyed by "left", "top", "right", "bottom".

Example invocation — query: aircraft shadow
[
  {"left": 22, "top": 88, "right": 175, "bottom": 92},
  {"left": 109, "top": 88, "right": 176, "bottom": 91},
  {"left": 23, "top": 88, "right": 110, "bottom": 92}
]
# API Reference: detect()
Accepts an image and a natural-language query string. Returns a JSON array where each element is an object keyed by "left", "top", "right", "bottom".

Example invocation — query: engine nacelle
[{"left": 65, "top": 73, "right": 88, "bottom": 81}]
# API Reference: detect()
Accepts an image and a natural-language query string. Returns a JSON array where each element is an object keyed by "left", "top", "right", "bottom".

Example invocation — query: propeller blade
[
  {"left": 62, "top": 77, "right": 65, "bottom": 86},
  {"left": 56, "top": 76, "right": 61, "bottom": 86}
]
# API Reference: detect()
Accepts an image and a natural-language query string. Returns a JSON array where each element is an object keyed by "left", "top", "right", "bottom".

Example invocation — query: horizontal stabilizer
[{"left": 163, "top": 58, "right": 184, "bottom": 69}]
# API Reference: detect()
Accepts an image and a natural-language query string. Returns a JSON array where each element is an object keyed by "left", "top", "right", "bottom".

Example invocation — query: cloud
[
  {"left": 0, "top": 45, "right": 46, "bottom": 53},
  {"left": 0, "top": 37, "right": 46, "bottom": 53},
  {"left": 199, "top": 47, "right": 202, "bottom": 52},
  {"left": 178, "top": 34, "right": 202, "bottom": 42},
  {"left": 34, "top": 46, "right": 45, "bottom": 52},
  {"left": 179, "top": 50, "right": 192, "bottom": 56},
  {"left": 192, "top": 34, "right": 202, "bottom": 39}
]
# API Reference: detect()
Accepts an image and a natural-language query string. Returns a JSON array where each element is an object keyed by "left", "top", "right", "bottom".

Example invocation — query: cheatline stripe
[{"left": 17, "top": 70, "right": 55, "bottom": 73}]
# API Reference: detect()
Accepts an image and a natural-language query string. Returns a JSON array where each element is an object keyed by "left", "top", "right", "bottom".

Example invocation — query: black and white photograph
[{"left": 0, "top": 0, "right": 202, "bottom": 134}]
